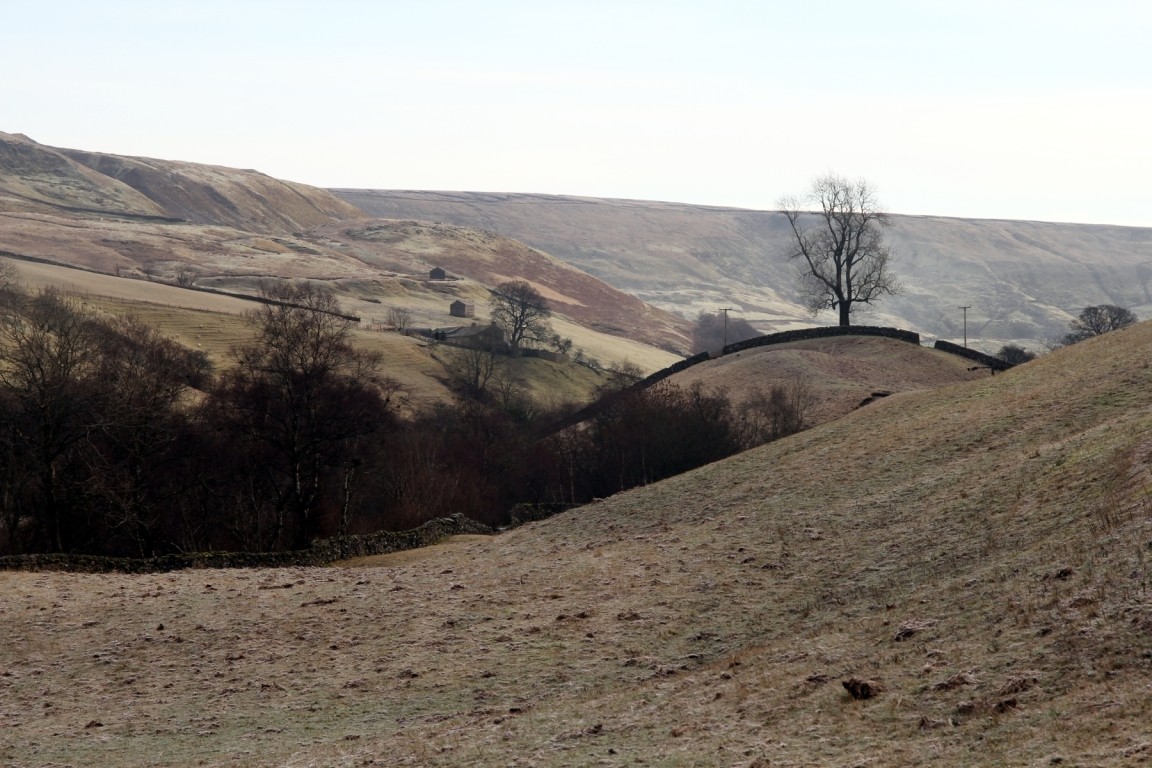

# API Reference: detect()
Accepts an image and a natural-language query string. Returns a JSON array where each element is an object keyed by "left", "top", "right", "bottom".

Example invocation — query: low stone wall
[
  {"left": 932, "top": 340, "right": 1015, "bottom": 372},
  {"left": 0, "top": 514, "right": 493, "bottom": 574},
  {"left": 505, "top": 502, "right": 578, "bottom": 528},
  {"left": 723, "top": 325, "right": 921, "bottom": 355},
  {"left": 635, "top": 351, "right": 712, "bottom": 388},
  {"left": 521, "top": 348, "right": 569, "bottom": 363}
]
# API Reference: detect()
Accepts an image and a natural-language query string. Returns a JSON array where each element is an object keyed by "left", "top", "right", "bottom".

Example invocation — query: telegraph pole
[
  {"left": 719, "top": 307, "right": 735, "bottom": 349},
  {"left": 958, "top": 305, "right": 971, "bottom": 348}
]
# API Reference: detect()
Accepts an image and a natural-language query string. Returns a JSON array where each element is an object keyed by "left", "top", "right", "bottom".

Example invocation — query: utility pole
[
  {"left": 958, "top": 305, "right": 971, "bottom": 348},
  {"left": 719, "top": 307, "right": 735, "bottom": 349}
]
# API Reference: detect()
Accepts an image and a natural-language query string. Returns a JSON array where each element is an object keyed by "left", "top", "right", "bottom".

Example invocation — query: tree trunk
[{"left": 838, "top": 301, "right": 852, "bottom": 327}]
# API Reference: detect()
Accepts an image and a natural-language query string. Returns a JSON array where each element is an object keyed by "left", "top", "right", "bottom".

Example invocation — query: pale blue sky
[{"left": 3, "top": 1, "right": 1151, "bottom": 226}]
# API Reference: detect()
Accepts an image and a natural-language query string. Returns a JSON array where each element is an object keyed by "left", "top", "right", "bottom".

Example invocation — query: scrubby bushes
[
  {"left": 0, "top": 280, "right": 815, "bottom": 559},
  {"left": 1062, "top": 305, "right": 1137, "bottom": 345},
  {"left": 535, "top": 377, "right": 813, "bottom": 504}
]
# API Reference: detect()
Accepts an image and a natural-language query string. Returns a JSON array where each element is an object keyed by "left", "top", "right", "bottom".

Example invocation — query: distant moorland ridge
[
  {"left": 0, "top": 132, "right": 690, "bottom": 356},
  {"left": 335, "top": 189, "right": 1152, "bottom": 350}
]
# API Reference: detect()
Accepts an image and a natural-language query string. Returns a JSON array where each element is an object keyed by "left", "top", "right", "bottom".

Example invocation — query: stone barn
[
  {"left": 429, "top": 267, "right": 447, "bottom": 280},
  {"left": 449, "top": 300, "right": 475, "bottom": 318}
]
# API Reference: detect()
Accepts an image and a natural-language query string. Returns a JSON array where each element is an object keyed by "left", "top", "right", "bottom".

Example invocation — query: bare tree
[
  {"left": 490, "top": 280, "right": 552, "bottom": 355},
  {"left": 173, "top": 266, "right": 198, "bottom": 288},
  {"left": 443, "top": 342, "right": 503, "bottom": 398},
  {"left": 1062, "top": 304, "right": 1137, "bottom": 344},
  {"left": 211, "top": 281, "right": 391, "bottom": 550},
  {"left": 780, "top": 174, "right": 900, "bottom": 326},
  {"left": 692, "top": 311, "right": 760, "bottom": 354},
  {"left": 387, "top": 306, "right": 413, "bottom": 331},
  {"left": 0, "top": 260, "right": 18, "bottom": 297},
  {"left": 0, "top": 289, "right": 104, "bottom": 551},
  {"left": 995, "top": 344, "right": 1037, "bottom": 365},
  {"left": 737, "top": 374, "right": 816, "bottom": 447}
]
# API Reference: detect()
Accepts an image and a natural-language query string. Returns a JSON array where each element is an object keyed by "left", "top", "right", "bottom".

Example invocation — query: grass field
[
  {"left": 4, "top": 318, "right": 1152, "bottom": 766},
  {"left": 2, "top": 255, "right": 671, "bottom": 409}
]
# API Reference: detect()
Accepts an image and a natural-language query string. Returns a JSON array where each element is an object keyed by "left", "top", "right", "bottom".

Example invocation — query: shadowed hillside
[
  {"left": 4, "top": 320, "right": 1152, "bottom": 765},
  {"left": 0, "top": 131, "right": 359, "bottom": 230},
  {"left": 336, "top": 189, "right": 1152, "bottom": 350},
  {"left": 58, "top": 147, "right": 364, "bottom": 233}
]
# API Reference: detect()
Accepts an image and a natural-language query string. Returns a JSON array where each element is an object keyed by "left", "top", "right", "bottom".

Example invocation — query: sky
[{"left": 3, "top": 1, "right": 1151, "bottom": 226}]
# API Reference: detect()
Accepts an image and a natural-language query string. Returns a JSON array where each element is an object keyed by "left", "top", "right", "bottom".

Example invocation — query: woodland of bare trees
[{"left": 0, "top": 277, "right": 813, "bottom": 558}]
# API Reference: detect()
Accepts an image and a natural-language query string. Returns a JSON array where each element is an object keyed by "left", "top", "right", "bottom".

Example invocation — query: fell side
[{"left": 4, "top": 320, "right": 1151, "bottom": 766}]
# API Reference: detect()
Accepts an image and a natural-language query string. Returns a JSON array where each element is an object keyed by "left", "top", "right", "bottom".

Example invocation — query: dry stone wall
[
  {"left": 0, "top": 514, "right": 493, "bottom": 573},
  {"left": 723, "top": 325, "right": 921, "bottom": 355},
  {"left": 932, "top": 340, "right": 1014, "bottom": 372}
]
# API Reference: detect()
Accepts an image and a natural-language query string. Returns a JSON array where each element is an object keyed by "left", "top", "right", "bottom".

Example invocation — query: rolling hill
[
  {"left": 3, "top": 316, "right": 1151, "bottom": 766},
  {"left": 335, "top": 189, "right": 1152, "bottom": 352},
  {"left": 665, "top": 333, "right": 991, "bottom": 427},
  {"left": 4, "top": 132, "right": 1152, "bottom": 766},
  {"left": 0, "top": 133, "right": 690, "bottom": 371}
]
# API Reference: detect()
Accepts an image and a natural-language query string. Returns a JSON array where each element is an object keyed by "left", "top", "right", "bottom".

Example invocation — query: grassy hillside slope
[
  {"left": 1, "top": 256, "right": 624, "bottom": 409},
  {"left": 0, "top": 134, "right": 690, "bottom": 361},
  {"left": 4, "top": 323, "right": 1152, "bottom": 766},
  {"left": 667, "top": 334, "right": 990, "bottom": 426},
  {"left": 336, "top": 189, "right": 1152, "bottom": 350}
]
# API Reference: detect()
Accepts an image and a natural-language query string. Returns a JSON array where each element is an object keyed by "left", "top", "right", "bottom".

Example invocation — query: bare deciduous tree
[
  {"left": 1062, "top": 304, "right": 1137, "bottom": 345},
  {"left": 780, "top": 174, "right": 900, "bottom": 326},
  {"left": 0, "top": 260, "right": 18, "bottom": 297},
  {"left": 995, "top": 344, "right": 1037, "bottom": 365},
  {"left": 387, "top": 306, "right": 413, "bottom": 331},
  {"left": 737, "top": 374, "right": 816, "bottom": 446},
  {"left": 692, "top": 311, "right": 760, "bottom": 355},
  {"left": 0, "top": 288, "right": 104, "bottom": 551},
  {"left": 444, "top": 342, "right": 503, "bottom": 398},
  {"left": 213, "top": 281, "right": 391, "bottom": 550},
  {"left": 173, "top": 266, "right": 198, "bottom": 288},
  {"left": 490, "top": 280, "right": 552, "bottom": 355}
]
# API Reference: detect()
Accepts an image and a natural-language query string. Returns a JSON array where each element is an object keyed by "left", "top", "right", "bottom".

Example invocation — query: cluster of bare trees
[
  {"left": 0, "top": 286, "right": 211, "bottom": 555},
  {"left": 0, "top": 267, "right": 818, "bottom": 558},
  {"left": 1062, "top": 304, "right": 1137, "bottom": 345},
  {"left": 0, "top": 281, "right": 400, "bottom": 556}
]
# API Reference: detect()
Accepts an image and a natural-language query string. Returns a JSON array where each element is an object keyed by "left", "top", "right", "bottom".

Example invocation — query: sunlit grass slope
[{"left": 4, "top": 323, "right": 1152, "bottom": 766}]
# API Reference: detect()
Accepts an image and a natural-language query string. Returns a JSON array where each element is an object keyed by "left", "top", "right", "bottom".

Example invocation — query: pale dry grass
[
  {"left": 1, "top": 256, "right": 640, "bottom": 408},
  {"left": 670, "top": 335, "right": 989, "bottom": 426},
  {"left": 4, "top": 325, "right": 1152, "bottom": 766},
  {"left": 336, "top": 189, "right": 1152, "bottom": 347}
]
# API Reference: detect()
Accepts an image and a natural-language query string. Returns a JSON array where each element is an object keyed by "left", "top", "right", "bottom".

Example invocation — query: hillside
[
  {"left": 667, "top": 334, "right": 989, "bottom": 427},
  {"left": 2, "top": 256, "right": 630, "bottom": 410},
  {"left": 0, "top": 134, "right": 689, "bottom": 365},
  {"left": 335, "top": 189, "right": 1152, "bottom": 351},
  {"left": 5, "top": 323, "right": 1152, "bottom": 765},
  {"left": 0, "top": 131, "right": 360, "bottom": 229}
]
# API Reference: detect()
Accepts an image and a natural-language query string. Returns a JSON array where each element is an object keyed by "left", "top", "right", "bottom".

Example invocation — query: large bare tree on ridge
[
  {"left": 780, "top": 174, "right": 900, "bottom": 327},
  {"left": 490, "top": 280, "right": 552, "bottom": 356}
]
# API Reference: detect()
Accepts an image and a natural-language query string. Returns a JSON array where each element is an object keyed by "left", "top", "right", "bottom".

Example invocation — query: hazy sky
[{"left": 4, "top": 1, "right": 1151, "bottom": 226}]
